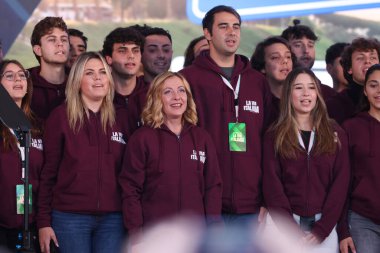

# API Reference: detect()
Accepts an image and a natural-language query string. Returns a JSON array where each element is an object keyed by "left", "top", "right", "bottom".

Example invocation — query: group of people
[{"left": 0, "top": 4, "right": 379, "bottom": 253}]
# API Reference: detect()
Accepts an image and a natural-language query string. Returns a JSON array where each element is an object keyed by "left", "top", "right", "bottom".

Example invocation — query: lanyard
[
  {"left": 297, "top": 129, "right": 315, "bottom": 154},
  {"left": 220, "top": 74, "right": 241, "bottom": 121}
]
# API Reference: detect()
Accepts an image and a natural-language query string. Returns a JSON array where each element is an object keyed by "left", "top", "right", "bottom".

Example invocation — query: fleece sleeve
[
  {"left": 262, "top": 132, "right": 302, "bottom": 236},
  {"left": 203, "top": 132, "right": 222, "bottom": 224},
  {"left": 119, "top": 132, "right": 147, "bottom": 233},
  {"left": 311, "top": 128, "right": 350, "bottom": 242},
  {"left": 36, "top": 110, "right": 65, "bottom": 229}
]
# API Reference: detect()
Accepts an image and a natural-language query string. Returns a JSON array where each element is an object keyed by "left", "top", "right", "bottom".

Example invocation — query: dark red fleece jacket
[
  {"left": 326, "top": 80, "right": 363, "bottom": 124},
  {"left": 120, "top": 124, "right": 222, "bottom": 232},
  {"left": 36, "top": 104, "right": 127, "bottom": 229},
  {"left": 29, "top": 66, "right": 66, "bottom": 120},
  {"left": 0, "top": 131, "right": 43, "bottom": 229},
  {"left": 263, "top": 125, "right": 350, "bottom": 242},
  {"left": 337, "top": 112, "right": 380, "bottom": 240},
  {"left": 113, "top": 76, "right": 148, "bottom": 110},
  {"left": 181, "top": 52, "right": 272, "bottom": 214}
]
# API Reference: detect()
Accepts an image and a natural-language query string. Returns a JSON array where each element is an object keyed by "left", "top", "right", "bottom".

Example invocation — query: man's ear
[
  {"left": 33, "top": 45, "right": 42, "bottom": 57},
  {"left": 204, "top": 28, "right": 212, "bottom": 41},
  {"left": 105, "top": 55, "right": 113, "bottom": 65}
]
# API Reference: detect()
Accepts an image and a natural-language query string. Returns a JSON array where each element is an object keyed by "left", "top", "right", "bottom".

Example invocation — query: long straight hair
[
  {"left": 272, "top": 67, "right": 338, "bottom": 159},
  {"left": 0, "top": 60, "right": 42, "bottom": 151},
  {"left": 65, "top": 52, "right": 115, "bottom": 133}
]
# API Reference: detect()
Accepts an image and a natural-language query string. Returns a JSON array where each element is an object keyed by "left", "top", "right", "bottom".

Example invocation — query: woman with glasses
[
  {"left": 120, "top": 72, "right": 222, "bottom": 237},
  {"left": 0, "top": 60, "right": 43, "bottom": 251},
  {"left": 339, "top": 64, "right": 380, "bottom": 253},
  {"left": 37, "top": 52, "right": 127, "bottom": 253},
  {"left": 262, "top": 68, "right": 350, "bottom": 253}
]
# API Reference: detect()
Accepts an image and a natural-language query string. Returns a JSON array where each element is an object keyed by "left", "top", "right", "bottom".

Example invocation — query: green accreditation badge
[
  {"left": 228, "top": 122, "right": 246, "bottom": 152},
  {"left": 16, "top": 184, "right": 32, "bottom": 214}
]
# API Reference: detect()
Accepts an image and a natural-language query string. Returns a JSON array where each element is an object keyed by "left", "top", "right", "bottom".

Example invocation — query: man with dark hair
[
  {"left": 29, "top": 16, "right": 69, "bottom": 120},
  {"left": 251, "top": 36, "right": 294, "bottom": 125},
  {"left": 102, "top": 27, "right": 145, "bottom": 109},
  {"left": 181, "top": 5, "right": 270, "bottom": 228},
  {"left": 66, "top": 28, "right": 87, "bottom": 69},
  {"left": 127, "top": 25, "right": 174, "bottom": 134},
  {"left": 281, "top": 19, "right": 337, "bottom": 101},
  {"left": 281, "top": 19, "right": 317, "bottom": 69},
  {"left": 141, "top": 26, "right": 173, "bottom": 84},
  {"left": 328, "top": 37, "right": 380, "bottom": 123},
  {"left": 325, "top": 42, "right": 349, "bottom": 92}
]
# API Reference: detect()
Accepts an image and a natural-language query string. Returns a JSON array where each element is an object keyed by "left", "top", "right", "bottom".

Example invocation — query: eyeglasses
[{"left": 1, "top": 70, "right": 30, "bottom": 81}]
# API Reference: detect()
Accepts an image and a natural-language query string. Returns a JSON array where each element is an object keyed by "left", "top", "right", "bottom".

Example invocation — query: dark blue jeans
[
  {"left": 52, "top": 210, "right": 125, "bottom": 253},
  {"left": 350, "top": 211, "right": 380, "bottom": 253}
]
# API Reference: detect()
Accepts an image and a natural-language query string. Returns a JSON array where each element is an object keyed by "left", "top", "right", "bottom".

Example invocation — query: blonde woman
[
  {"left": 120, "top": 71, "right": 222, "bottom": 235},
  {"left": 37, "top": 52, "right": 127, "bottom": 253},
  {"left": 263, "top": 67, "right": 350, "bottom": 252}
]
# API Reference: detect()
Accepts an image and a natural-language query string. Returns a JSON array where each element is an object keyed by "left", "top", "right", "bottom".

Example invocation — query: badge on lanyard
[
  {"left": 16, "top": 184, "right": 32, "bottom": 214},
  {"left": 228, "top": 122, "right": 246, "bottom": 152}
]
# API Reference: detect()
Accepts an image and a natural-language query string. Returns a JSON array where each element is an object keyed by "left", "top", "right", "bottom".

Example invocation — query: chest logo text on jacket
[
  {"left": 111, "top": 132, "right": 126, "bottom": 144},
  {"left": 190, "top": 150, "right": 206, "bottom": 164},
  {"left": 31, "top": 138, "right": 43, "bottom": 151},
  {"left": 243, "top": 100, "right": 259, "bottom": 113}
]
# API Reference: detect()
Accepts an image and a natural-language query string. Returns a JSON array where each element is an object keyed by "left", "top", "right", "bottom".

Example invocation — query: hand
[
  {"left": 39, "top": 227, "right": 59, "bottom": 253},
  {"left": 340, "top": 237, "right": 356, "bottom": 253},
  {"left": 258, "top": 206, "right": 268, "bottom": 224}
]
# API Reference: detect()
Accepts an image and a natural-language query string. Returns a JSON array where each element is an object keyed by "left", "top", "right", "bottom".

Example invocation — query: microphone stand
[
  {"left": 0, "top": 84, "right": 34, "bottom": 252},
  {"left": 17, "top": 127, "right": 35, "bottom": 253}
]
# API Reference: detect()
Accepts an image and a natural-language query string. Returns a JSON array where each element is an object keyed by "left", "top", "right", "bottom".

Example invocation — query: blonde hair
[
  {"left": 272, "top": 67, "right": 339, "bottom": 159},
  {"left": 65, "top": 51, "right": 115, "bottom": 133},
  {"left": 142, "top": 71, "right": 198, "bottom": 128}
]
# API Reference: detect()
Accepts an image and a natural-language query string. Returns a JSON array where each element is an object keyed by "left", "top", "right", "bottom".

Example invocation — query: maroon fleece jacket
[
  {"left": 181, "top": 52, "right": 272, "bottom": 214},
  {"left": 337, "top": 112, "right": 380, "bottom": 240},
  {"left": 0, "top": 131, "right": 43, "bottom": 229},
  {"left": 29, "top": 66, "right": 66, "bottom": 120},
  {"left": 113, "top": 76, "right": 148, "bottom": 110},
  {"left": 263, "top": 125, "right": 350, "bottom": 242},
  {"left": 36, "top": 104, "right": 127, "bottom": 229},
  {"left": 119, "top": 124, "right": 222, "bottom": 232}
]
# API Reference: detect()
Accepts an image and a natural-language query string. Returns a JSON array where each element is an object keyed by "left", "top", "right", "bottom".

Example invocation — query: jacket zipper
[{"left": 178, "top": 135, "right": 182, "bottom": 211}]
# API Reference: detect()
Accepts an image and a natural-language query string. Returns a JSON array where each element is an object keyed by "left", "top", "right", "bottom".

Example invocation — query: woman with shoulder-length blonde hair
[
  {"left": 120, "top": 71, "right": 222, "bottom": 236},
  {"left": 37, "top": 52, "right": 127, "bottom": 253},
  {"left": 262, "top": 67, "right": 350, "bottom": 253}
]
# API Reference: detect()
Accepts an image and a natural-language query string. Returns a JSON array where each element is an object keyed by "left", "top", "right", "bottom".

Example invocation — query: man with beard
[
  {"left": 281, "top": 19, "right": 337, "bottom": 101},
  {"left": 181, "top": 5, "right": 271, "bottom": 231},
  {"left": 102, "top": 27, "right": 145, "bottom": 109},
  {"left": 29, "top": 17, "right": 69, "bottom": 120}
]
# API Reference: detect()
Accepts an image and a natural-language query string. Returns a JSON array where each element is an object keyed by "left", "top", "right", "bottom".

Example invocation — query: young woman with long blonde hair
[{"left": 37, "top": 52, "right": 127, "bottom": 253}]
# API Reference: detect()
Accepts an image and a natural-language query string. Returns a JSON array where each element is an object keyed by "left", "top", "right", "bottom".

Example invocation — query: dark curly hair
[{"left": 102, "top": 27, "right": 145, "bottom": 57}]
